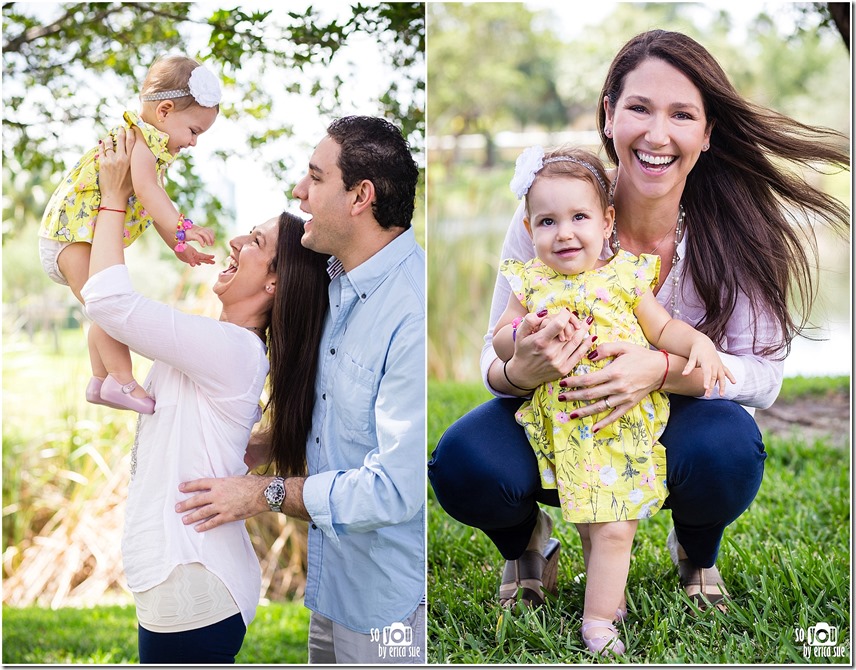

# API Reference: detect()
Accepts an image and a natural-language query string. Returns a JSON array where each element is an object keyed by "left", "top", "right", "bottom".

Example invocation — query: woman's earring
[
  {"left": 266, "top": 285, "right": 273, "bottom": 293},
  {"left": 604, "top": 127, "right": 612, "bottom": 138},
  {"left": 702, "top": 143, "right": 710, "bottom": 151}
]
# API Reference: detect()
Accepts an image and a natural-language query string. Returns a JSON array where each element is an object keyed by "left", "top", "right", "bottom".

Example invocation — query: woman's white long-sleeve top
[{"left": 82, "top": 264, "right": 266, "bottom": 627}]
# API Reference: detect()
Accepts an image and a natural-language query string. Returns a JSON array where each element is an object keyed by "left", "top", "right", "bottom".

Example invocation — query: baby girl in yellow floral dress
[
  {"left": 493, "top": 145, "right": 734, "bottom": 656},
  {"left": 38, "top": 55, "right": 220, "bottom": 413}
]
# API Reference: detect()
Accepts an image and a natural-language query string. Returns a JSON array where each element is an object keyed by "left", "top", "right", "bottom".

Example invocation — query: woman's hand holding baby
[
  {"left": 507, "top": 308, "right": 592, "bottom": 390},
  {"left": 96, "top": 128, "right": 136, "bottom": 204}
]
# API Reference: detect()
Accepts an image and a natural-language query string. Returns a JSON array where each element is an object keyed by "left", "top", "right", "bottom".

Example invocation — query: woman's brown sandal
[
  {"left": 677, "top": 561, "right": 730, "bottom": 613},
  {"left": 667, "top": 529, "right": 729, "bottom": 613},
  {"left": 498, "top": 538, "right": 561, "bottom": 609}
]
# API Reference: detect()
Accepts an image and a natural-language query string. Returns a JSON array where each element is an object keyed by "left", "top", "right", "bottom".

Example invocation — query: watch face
[{"left": 266, "top": 479, "right": 285, "bottom": 505}]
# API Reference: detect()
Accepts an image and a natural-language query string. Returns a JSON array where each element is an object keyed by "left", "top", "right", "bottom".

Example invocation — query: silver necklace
[{"left": 611, "top": 204, "right": 685, "bottom": 318}]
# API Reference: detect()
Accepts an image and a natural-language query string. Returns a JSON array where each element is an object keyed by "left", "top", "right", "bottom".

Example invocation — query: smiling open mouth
[
  {"left": 220, "top": 256, "right": 238, "bottom": 276},
  {"left": 635, "top": 150, "right": 676, "bottom": 168}
]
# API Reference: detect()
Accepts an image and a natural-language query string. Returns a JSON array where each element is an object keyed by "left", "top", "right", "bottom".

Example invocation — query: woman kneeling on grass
[
  {"left": 428, "top": 29, "right": 849, "bottom": 655},
  {"left": 83, "top": 128, "right": 329, "bottom": 663}
]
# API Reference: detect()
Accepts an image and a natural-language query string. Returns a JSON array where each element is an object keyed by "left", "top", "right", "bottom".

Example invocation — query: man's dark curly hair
[{"left": 326, "top": 116, "right": 419, "bottom": 230}]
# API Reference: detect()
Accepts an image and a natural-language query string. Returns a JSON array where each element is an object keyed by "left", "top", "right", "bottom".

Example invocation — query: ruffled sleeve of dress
[
  {"left": 122, "top": 110, "right": 175, "bottom": 169},
  {"left": 616, "top": 251, "right": 661, "bottom": 310},
  {"left": 499, "top": 258, "right": 528, "bottom": 309}
]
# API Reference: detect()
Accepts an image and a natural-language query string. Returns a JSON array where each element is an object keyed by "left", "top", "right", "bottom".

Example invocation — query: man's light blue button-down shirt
[{"left": 302, "top": 227, "right": 426, "bottom": 634}]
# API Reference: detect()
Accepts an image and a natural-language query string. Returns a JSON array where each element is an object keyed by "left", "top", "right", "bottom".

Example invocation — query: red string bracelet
[
  {"left": 97, "top": 206, "right": 125, "bottom": 213},
  {"left": 656, "top": 349, "right": 669, "bottom": 391}
]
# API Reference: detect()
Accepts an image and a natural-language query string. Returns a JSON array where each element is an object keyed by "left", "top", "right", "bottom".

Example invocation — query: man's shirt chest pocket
[{"left": 330, "top": 352, "right": 378, "bottom": 449}]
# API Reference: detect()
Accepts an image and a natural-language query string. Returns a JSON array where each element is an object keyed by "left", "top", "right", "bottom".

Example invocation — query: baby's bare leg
[
  {"left": 56, "top": 242, "right": 92, "bottom": 304},
  {"left": 575, "top": 523, "right": 592, "bottom": 570},
  {"left": 576, "top": 522, "right": 627, "bottom": 618},
  {"left": 87, "top": 324, "right": 108, "bottom": 378},
  {"left": 88, "top": 325, "right": 149, "bottom": 395},
  {"left": 58, "top": 243, "right": 105, "bottom": 377},
  {"left": 583, "top": 520, "right": 637, "bottom": 630},
  {"left": 58, "top": 243, "right": 148, "bottom": 399}
]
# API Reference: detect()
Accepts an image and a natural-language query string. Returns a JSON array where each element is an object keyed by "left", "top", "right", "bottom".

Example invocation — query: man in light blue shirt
[{"left": 176, "top": 116, "right": 426, "bottom": 664}]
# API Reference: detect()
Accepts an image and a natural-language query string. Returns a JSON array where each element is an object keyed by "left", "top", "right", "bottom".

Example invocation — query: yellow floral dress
[
  {"left": 501, "top": 251, "right": 669, "bottom": 523},
  {"left": 38, "top": 110, "right": 175, "bottom": 247}
]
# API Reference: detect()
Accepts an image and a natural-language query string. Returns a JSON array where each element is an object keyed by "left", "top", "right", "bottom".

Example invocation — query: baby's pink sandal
[
  {"left": 100, "top": 375, "right": 155, "bottom": 414},
  {"left": 85, "top": 376, "right": 105, "bottom": 405},
  {"left": 616, "top": 597, "right": 628, "bottom": 622},
  {"left": 581, "top": 619, "right": 625, "bottom": 656},
  {"left": 86, "top": 376, "right": 125, "bottom": 410}
]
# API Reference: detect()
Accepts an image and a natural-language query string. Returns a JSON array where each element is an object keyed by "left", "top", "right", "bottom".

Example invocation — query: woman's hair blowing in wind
[{"left": 598, "top": 30, "right": 849, "bottom": 356}]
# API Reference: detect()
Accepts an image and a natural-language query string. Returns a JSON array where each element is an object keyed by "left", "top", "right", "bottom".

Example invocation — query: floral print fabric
[
  {"left": 500, "top": 251, "right": 669, "bottom": 523},
  {"left": 38, "top": 110, "right": 175, "bottom": 248}
]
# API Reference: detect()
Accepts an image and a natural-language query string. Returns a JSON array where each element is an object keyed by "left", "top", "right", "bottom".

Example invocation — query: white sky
[
  {"left": 523, "top": 0, "right": 788, "bottom": 40},
  {"left": 11, "top": 1, "right": 420, "bottom": 237}
]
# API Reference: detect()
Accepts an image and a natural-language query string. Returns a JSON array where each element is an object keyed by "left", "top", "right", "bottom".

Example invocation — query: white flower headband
[
  {"left": 140, "top": 65, "right": 222, "bottom": 107},
  {"left": 510, "top": 145, "right": 608, "bottom": 199}
]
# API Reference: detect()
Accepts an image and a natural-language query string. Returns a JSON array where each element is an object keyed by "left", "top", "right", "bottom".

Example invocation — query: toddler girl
[
  {"left": 493, "top": 145, "right": 734, "bottom": 656},
  {"left": 38, "top": 54, "right": 221, "bottom": 413}
]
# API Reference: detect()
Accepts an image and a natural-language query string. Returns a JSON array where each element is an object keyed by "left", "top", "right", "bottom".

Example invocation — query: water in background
[{"left": 785, "top": 225, "right": 851, "bottom": 377}]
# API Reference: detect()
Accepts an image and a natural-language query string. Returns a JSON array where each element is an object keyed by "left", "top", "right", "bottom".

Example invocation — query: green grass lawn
[
  {"left": 427, "top": 378, "right": 851, "bottom": 664},
  {"left": 2, "top": 376, "right": 849, "bottom": 663},
  {"left": 1, "top": 600, "right": 309, "bottom": 664}
]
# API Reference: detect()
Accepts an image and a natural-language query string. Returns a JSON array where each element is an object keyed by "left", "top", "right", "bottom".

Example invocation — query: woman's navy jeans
[{"left": 428, "top": 394, "right": 766, "bottom": 567}]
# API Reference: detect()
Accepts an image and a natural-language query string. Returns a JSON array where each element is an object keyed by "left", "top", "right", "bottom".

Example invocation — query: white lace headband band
[
  {"left": 140, "top": 65, "right": 221, "bottom": 107},
  {"left": 510, "top": 145, "right": 608, "bottom": 199}
]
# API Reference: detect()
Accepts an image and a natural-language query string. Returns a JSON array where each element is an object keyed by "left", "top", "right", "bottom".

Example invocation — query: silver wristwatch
[{"left": 264, "top": 476, "right": 286, "bottom": 513}]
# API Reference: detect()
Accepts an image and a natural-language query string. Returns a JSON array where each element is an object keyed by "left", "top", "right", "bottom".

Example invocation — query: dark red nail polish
[
  {"left": 569, "top": 412, "right": 578, "bottom": 419},
  {"left": 572, "top": 311, "right": 579, "bottom": 318},
  {"left": 587, "top": 350, "right": 598, "bottom": 360},
  {"left": 591, "top": 336, "right": 598, "bottom": 342},
  {"left": 537, "top": 309, "right": 548, "bottom": 317},
  {"left": 558, "top": 394, "right": 566, "bottom": 401},
  {"left": 559, "top": 380, "right": 567, "bottom": 388},
  {"left": 593, "top": 427, "right": 600, "bottom": 434},
  {"left": 586, "top": 315, "right": 594, "bottom": 325}
]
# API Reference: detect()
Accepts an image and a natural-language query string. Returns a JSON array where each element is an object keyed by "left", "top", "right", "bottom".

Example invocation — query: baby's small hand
[
  {"left": 184, "top": 224, "right": 215, "bottom": 248},
  {"left": 683, "top": 342, "right": 736, "bottom": 397},
  {"left": 557, "top": 320, "right": 576, "bottom": 342},
  {"left": 175, "top": 244, "right": 216, "bottom": 267}
]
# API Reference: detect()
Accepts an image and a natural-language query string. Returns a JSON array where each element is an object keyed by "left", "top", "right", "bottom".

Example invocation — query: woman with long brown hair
[
  {"left": 429, "top": 29, "right": 848, "bottom": 655},
  {"left": 84, "top": 128, "right": 329, "bottom": 663}
]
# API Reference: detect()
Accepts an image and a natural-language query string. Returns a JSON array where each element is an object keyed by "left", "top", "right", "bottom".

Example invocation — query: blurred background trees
[{"left": 3, "top": 1, "right": 424, "bottom": 239}]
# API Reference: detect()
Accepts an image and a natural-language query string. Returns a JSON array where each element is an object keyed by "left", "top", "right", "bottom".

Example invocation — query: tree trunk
[
  {"left": 483, "top": 132, "right": 496, "bottom": 168},
  {"left": 827, "top": 2, "right": 850, "bottom": 51}
]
